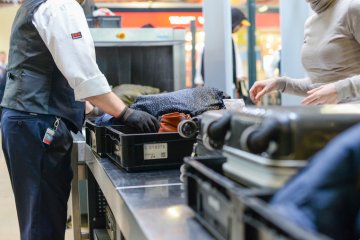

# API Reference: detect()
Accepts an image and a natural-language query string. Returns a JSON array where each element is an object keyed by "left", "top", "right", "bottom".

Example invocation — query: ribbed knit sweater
[{"left": 279, "top": 0, "right": 360, "bottom": 103}]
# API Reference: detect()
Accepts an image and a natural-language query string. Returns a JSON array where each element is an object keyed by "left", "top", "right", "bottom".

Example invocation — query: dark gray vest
[{"left": 2, "top": 0, "right": 85, "bottom": 132}]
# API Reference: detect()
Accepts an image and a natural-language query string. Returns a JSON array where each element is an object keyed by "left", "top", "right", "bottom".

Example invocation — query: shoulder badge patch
[{"left": 71, "top": 32, "right": 82, "bottom": 40}]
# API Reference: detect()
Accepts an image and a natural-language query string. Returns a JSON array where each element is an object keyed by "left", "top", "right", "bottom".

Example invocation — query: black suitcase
[
  {"left": 184, "top": 156, "right": 330, "bottom": 240},
  {"left": 226, "top": 105, "right": 360, "bottom": 160},
  {"left": 198, "top": 105, "right": 360, "bottom": 188}
]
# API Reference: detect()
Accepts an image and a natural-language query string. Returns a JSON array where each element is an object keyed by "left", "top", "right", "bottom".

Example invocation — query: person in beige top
[{"left": 250, "top": 0, "right": 360, "bottom": 105}]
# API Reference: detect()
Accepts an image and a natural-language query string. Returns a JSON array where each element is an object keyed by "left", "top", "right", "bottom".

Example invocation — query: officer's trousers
[{"left": 1, "top": 108, "right": 73, "bottom": 240}]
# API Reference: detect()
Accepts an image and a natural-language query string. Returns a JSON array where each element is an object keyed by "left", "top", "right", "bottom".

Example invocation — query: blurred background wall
[{"left": 0, "top": 6, "right": 19, "bottom": 63}]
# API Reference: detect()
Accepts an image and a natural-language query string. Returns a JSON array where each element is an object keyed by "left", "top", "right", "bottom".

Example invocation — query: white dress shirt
[{"left": 32, "top": 0, "right": 111, "bottom": 100}]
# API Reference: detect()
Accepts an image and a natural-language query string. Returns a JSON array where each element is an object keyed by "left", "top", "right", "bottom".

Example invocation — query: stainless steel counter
[
  {"left": 84, "top": 144, "right": 214, "bottom": 240},
  {"left": 71, "top": 132, "right": 87, "bottom": 240}
]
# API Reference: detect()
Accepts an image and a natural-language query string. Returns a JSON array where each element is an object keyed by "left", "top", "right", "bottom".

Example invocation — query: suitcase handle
[
  {"left": 240, "top": 118, "right": 280, "bottom": 154},
  {"left": 207, "top": 112, "right": 232, "bottom": 149}
]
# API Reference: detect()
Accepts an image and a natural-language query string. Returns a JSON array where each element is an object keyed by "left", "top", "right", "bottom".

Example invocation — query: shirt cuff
[
  {"left": 335, "top": 79, "right": 352, "bottom": 102},
  {"left": 276, "top": 76, "right": 288, "bottom": 92},
  {"left": 74, "top": 74, "right": 111, "bottom": 100}
]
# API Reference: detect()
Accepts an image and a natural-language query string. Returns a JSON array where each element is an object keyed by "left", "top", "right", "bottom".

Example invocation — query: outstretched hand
[
  {"left": 302, "top": 83, "right": 338, "bottom": 105},
  {"left": 249, "top": 78, "right": 279, "bottom": 103}
]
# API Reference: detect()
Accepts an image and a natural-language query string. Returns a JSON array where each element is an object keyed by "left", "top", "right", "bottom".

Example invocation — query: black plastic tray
[
  {"left": 85, "top": 119, "right": 119, "bottom": 157},
  {"left": 105, "top": 125, "right": 196, "bottom": 172},
  {"left": 184, "top": 156, "right": 330, "bottom": 240}
]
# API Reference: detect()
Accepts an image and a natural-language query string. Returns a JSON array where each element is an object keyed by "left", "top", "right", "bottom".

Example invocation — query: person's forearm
[
  {"left": 86, "top": 92, "right": 126, "bottom": 118},
  {"left": 335, "top": 75, "right": 360, "bottom": 102},
  {"left": 278, "top": 76, "right": 312, "bottom": 96}
]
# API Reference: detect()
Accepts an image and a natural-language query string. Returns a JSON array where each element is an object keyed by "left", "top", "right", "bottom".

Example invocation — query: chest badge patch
[{"left": 71, "top": 32, "right": 82, "bottom": 39}]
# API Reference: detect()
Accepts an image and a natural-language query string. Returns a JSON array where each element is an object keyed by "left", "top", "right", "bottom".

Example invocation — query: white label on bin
[
  {"left": 143, "top": 143, "right": 168, "bottom": 160},
  {"left": 114, "top": 143, "right": 122, "bottom": 159}
]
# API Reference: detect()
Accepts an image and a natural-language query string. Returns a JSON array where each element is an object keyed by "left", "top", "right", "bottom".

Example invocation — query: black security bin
[
  {"left": 105, "top": 125, "right": 196, "bottom": 172},
  {"left": 85, "top": 119, "right": 119, "bottom": 157}
]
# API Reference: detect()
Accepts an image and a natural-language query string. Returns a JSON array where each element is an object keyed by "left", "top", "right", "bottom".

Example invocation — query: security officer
[
  {"left": 195, "top": 8, "right": 251, "bottom": 102},
  {"left": 1, "top": 0, "right": 159, "bottom": 239}
]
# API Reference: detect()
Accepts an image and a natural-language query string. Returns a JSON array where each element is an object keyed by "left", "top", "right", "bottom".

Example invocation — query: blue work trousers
[{"left": 1, "top": 108, "right": 73, "bottom": 240}]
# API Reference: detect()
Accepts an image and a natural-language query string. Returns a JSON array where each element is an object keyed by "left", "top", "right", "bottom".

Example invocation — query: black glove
[{"left": 118, "top": 107, "right": 160, "bottom": 133}]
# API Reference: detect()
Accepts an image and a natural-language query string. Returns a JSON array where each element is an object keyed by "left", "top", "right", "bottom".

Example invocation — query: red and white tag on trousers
[
  {"left": 42, "top": 117, "right": 60, "bottom": 145},
  {"left": 43, "top": 128, "right": 55, "bottom": 145}
]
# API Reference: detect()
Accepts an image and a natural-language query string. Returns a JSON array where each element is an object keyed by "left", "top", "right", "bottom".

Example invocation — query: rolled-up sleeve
[
  {"left": 333, "top": 1, "right": 360, "bottom": 102},
  {"left": 279, "top": 76, "right": 313, "bottom": 96},
  {"left": 32, "top": 0, "right": 111, "bottom": 100},
  {"left": 335, "top": 76, "right": 360, "bottom": 102}
]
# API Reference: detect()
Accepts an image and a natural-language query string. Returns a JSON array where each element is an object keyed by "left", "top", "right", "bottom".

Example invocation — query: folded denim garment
[
  {"left": 270, "top": 123, "right": 360, "bottom": 240},
  {"left": 130, "top": 87, "right": 225, "bottom": 118},
  {"left": 94, "top": 113, "right": 121, "bottom": 126}
]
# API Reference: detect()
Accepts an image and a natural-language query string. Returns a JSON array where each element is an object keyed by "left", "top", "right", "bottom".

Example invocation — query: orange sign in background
[
  {"left": 114, "top": 12, "right": 203, "bottom": 28},
  {"left": 114, "top": 11, "right": 279, "bottom": 29}
]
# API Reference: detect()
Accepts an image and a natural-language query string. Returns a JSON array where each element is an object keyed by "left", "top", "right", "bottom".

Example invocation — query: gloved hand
[{"left": 118, "top": 107, "right": 159, "bottom": 133}]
